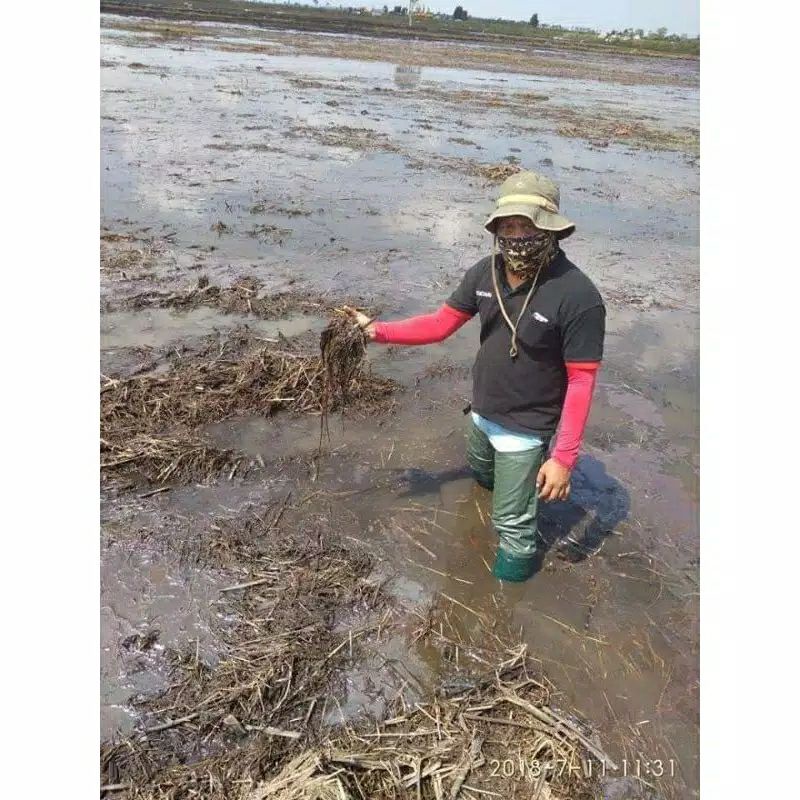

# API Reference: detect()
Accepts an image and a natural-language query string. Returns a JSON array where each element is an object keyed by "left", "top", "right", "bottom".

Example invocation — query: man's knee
[{"left": 468, "top": 451, "right": 494, "bottom": 490}]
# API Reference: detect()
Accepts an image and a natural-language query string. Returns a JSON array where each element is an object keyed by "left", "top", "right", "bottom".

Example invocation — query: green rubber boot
[{"left": 492, "top": 548, "right": 538, "bottom": 582}]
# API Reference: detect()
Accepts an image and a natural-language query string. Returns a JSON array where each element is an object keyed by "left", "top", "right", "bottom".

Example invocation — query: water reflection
[
  {"left": 384, "top": 452, "right": 630, "bottom": 567},
  {"left": 393, "top": 64, "right": 422, "bottom": 89}
]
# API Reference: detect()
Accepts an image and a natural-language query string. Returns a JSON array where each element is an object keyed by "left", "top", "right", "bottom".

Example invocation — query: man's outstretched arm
[
  {"left": 372, "top": 304, "right": 473, "bottom": 344},
  {"left": 341, "top": 304, "right": 473, "bottom": 344},
  {"left": 343, "top": 258, "right": 481, "bottom": 344}
]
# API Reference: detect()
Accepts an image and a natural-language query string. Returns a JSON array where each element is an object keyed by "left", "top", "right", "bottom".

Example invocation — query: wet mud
[{"left": 101, "top": 13, "right": 698, "bottom": 799}]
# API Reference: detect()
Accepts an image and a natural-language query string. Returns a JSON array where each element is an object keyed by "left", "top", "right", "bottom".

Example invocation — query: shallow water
[
  {"left": 101, "top": 307, "right": 324, "bottom": 350},
  {"left": 100, "top": 24, "right": 698, "bottom": 314},
  {"left": 100, "top": 525, "right": 225, "bottom": 736}
]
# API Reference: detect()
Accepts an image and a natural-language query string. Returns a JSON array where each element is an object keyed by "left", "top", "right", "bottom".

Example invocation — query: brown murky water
[{"left": 101, "top": 14, "right": 698, "bottom": 797}]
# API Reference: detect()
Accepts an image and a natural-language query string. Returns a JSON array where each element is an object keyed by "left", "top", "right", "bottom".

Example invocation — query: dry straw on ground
[
  {"left": 101, "top": 505, "right": 611, "bottom": 800},
  {"left": 100, "top": 309, "right": 396, "bottom": 485},
  {"left": 101, "top": 233, "right": 177, "bottom": 277},
  {"left": 100, "top": 430, "right": 242, "bottom": 485},
  {"left": 250, "top": 646, "right": 612, "bottom": 800},
  {"left": 110, "top": 275, "right": 333, "bottom": 319}
]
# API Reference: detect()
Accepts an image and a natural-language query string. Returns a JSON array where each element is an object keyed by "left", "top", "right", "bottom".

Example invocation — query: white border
[
  {"left": 4, "top": 2, "right": 99, "bottom": 796},
  {"left": 701, "top": 1, "right": 799, "bottom": 798}
]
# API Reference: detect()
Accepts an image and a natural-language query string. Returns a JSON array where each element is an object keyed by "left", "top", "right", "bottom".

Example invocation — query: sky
[{"left": 297, "top": 1, "right": 700, "bottom": 37}]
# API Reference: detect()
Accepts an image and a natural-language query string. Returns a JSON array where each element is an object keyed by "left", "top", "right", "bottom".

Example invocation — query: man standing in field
[{"left": 345, "top": 171, "right": 605, "bottom": 582}]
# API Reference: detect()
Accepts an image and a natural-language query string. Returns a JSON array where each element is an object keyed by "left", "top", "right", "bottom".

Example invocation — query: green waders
[{"left": 466, "top": 417, "right": 549, "bottom": 582}]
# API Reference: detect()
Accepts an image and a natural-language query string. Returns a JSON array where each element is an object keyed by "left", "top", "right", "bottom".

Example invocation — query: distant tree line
[{"left": 320, "top": 4, "right": 695, "bottom": 42}]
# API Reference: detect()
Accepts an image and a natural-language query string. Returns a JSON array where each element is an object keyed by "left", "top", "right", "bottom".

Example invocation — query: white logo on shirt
[
  {"left": 532, "top": 311, "right": 549, "bottom": 323},
  {"left": 475, "top": 290, "right": 492, "bottom": 298}
]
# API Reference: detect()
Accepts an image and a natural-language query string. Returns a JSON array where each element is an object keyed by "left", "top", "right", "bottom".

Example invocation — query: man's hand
[
  {"left": 536, "top": 458, "right": 571, "bottom": 502},
  {"left": 340, "top": 306, "right": 376, "bottom": 341}
]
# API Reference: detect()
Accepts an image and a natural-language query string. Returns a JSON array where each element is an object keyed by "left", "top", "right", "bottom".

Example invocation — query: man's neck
[{"left": 504, "top": 268, "right": 528, "bottom": 291}]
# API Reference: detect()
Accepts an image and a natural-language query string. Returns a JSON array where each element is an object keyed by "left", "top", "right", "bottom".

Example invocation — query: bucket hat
[{"left": 484, "top": 171, "right": 575, "bottom": 240}]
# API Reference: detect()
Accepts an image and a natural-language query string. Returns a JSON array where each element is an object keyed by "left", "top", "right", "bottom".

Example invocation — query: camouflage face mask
[{"left": 497, "top": 231, "right": 559, "bottom": 277}]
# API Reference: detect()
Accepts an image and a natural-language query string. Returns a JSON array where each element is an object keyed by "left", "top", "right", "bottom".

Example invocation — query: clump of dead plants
[
  {"left": 101, "top": 235, "right": 174, "bottom": 276},
  {"left": 319, "top": 312, "right": 369, "bottom": 444},
  {"left": 472, "top": 162, "right": 522, "bottom": 182}
]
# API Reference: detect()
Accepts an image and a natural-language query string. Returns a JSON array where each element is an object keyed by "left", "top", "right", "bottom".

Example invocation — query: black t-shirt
[{"left": 446, "top": 250, "right": 605, "bottom": 437}]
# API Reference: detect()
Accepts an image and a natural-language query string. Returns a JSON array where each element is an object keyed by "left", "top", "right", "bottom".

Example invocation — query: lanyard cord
[{"left": 490, "top": 235, "right": 544, "bottom": 359}]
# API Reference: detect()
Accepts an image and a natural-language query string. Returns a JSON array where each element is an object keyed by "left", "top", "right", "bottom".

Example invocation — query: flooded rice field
[{"left": 101, "top": 13, "right": 698, "bottom": 799}]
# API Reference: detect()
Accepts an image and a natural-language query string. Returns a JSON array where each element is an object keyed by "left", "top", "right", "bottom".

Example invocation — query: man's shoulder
[
  {"left": 467, "top": 254, "right": 493, "bottom": 278},
  {"left": 447, "top": 254, "right": 493, "bottom": 312},
  {"left": 453, "top": 254, "right": 493, "bottom": 288},
  {"left": 553, "top": 252, "right": 604, "bottom": 308}
]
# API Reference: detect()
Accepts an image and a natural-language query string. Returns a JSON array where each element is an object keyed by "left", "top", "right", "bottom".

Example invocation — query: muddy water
[
  {"left": 101, "top": 307, "right": 324, "bottom": 350},
  {"left": 100, "top": 522, "right": 225, "bottom": 735},
  {"left": 101, "top": 16, "right": 698, "bottom": 797}
]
